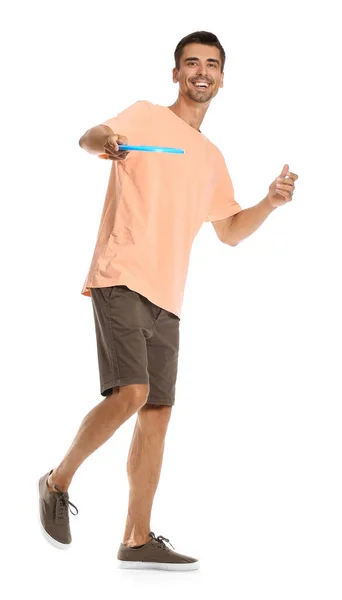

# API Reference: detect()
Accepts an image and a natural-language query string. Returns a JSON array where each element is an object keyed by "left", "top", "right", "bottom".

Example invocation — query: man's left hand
[{"left": 267, "top": 164, "right": 299, "bottom": 208}]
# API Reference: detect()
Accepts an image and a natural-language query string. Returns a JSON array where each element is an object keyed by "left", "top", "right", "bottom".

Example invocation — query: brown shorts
[{"left": 90, "top": 285, "right": 180, "bottom": 406}]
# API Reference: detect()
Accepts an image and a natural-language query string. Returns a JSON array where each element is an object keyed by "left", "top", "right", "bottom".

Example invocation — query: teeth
[{"left": 194, "top": 82, "right": 209, "bottom": 88}]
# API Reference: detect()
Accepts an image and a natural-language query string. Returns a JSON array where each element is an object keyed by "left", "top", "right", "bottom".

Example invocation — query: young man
[{"left": 38, "top": 31, "right": 298, "bottom": 570}]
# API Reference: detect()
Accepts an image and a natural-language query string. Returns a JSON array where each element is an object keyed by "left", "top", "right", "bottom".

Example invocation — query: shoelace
[
  {"left": 54, "top": 485, "right": 79, "bottom": 519},
  {"left": 149, "top": 531, "right": 175, "bottom": 550}
]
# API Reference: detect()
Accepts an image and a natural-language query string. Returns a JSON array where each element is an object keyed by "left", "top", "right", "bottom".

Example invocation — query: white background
[{"left": 1, "top": 0, "right": 341, "bottom": 598}]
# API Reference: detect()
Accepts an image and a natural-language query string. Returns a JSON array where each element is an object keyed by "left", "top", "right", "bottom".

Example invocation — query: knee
[
  {"left": 137, "top": 404, "right": 172, "bottom": 433},
  {"left": 117, "top": 382, "right": 150, "bottom": 409}
]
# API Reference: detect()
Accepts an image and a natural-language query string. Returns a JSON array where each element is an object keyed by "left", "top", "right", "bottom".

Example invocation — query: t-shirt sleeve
[
  {"left": 98, "top": 100, "right": 151, "bottom": 144},
  {"left": 204, "top": 149, "right": 242, "bottom": 222}
]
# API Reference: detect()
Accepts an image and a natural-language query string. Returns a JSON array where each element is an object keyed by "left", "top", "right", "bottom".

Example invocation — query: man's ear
[
  {"left": 172, "top": 67, "right": 179, "bottom": 83},
  {"left": 220, "top": 72, "right": 224, "bottom": 88}
]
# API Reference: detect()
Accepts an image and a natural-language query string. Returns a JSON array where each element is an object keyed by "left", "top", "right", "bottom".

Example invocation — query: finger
[
  {"left": 285, "top": 172, "right": 298, "bottom": 181},
  {"left": 114, "top": 150, "right": 129, "bottom": 158},
  {"left": 104, "top": 144, "right": 123, "bottom": 156},
  {"left": 105, "top": 138, "right": 120, "bottom": 152},
  {"left": 278, "top": 191, "right": 291, "bottom": 200},
  {"left": 277, "top": 175, "right": 296, "bottom": 184},
  {"left": 108, "top": 152, "right": 129, "bottom": 160},
  {"left": 276, "top": 182, "right": 294, "bottom": 191},
  {"left": 114, "top": 138, "right": 127, "bottom": 150},
  {"left": 107, "top": 147, "right": 127, "bottom": 155},
  {"left": 104, "top": 141, "right": 117, "bottom": 153},
  {"left": 281, "top": 188, "right": 293, "bottom": 199}
]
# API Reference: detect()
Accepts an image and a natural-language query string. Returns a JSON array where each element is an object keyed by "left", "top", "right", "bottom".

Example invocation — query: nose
[{"left": 195, "top": 65, "right": 210, "bottom": 79}]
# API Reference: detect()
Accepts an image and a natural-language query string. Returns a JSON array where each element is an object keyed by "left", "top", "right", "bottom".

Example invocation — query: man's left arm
[{"left": 219, "top": 164, "right": 299, "bottom": 246}]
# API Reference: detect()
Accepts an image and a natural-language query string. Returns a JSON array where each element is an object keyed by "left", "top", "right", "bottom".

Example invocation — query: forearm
[
  {"left": 227, "top": 195, "right": 277, "bottom": 245},
  {"left": 79, "top": 124, "right": 114, "bottom": 155}
]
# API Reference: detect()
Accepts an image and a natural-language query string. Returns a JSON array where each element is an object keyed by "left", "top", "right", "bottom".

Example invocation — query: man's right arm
[
  {"left": 79, "top": 101, "right": 149, "bottom": 158},
  {"left": 79, "top": 124, "right": 129, "bottom": 160}
]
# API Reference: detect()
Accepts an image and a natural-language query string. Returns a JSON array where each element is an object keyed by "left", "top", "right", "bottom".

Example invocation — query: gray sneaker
[
  {"left": 117, "top": 531, "right": 200, "bottom": 571},
  {"left": 38, "top": 469, "right": 78, "bottom": 549}
]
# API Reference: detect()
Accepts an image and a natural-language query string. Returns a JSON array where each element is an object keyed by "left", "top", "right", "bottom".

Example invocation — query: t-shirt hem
[{"left": 81, "top": 281, "right": 181, "bottom": 320}]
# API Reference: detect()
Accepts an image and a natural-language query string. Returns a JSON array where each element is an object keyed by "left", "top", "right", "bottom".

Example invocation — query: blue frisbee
[{"left": 118, "top": 144, "right": 184, "bottom": 154}]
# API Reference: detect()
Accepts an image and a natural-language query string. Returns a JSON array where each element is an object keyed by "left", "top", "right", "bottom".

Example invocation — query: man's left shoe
[
  {"left": 117, "top": 531, "right": 200, "bottom": 571},
  {"left": 38, "top": 470, "right": 78, "bottom": 549}
]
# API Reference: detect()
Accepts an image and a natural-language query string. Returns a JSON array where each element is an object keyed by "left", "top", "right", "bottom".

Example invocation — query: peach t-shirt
[{"left": 81, "top": 100, "right": 242, "bottom": 319}]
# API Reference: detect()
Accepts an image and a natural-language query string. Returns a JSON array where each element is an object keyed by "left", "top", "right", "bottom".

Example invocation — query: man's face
[{"left": 172, "top": 43, "right": 224, "bottom": 103}]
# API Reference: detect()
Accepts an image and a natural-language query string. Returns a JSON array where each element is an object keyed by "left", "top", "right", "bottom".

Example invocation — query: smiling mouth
[{"left": 191, "top": 81, "right": 211, "bottom": 90}]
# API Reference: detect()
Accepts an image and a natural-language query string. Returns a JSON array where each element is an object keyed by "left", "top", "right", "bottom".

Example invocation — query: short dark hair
[{"left": 174, "top": 31, "right": 225, "bottom": 73}]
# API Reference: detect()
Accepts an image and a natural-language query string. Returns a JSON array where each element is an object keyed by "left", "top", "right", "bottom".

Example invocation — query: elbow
[{"left": 222, "top": 237, "right": 238, "bottom": 247}]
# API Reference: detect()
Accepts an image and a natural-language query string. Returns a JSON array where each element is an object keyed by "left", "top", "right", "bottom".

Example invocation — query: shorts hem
[
  {"left": 101, "top": 377, "right": 149, "bottom": 395},
  {"left": 147, "top": 396, "right": 175, "bottom": 406}
]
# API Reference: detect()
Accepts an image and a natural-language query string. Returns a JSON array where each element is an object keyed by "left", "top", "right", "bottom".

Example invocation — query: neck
[{"left": 167, "top": 95, "right": 210, "bottom": 131}]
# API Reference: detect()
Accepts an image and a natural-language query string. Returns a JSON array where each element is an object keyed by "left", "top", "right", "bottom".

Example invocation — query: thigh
[
  {"left": 90, "top": 285, "right": 153, "bottom": 397},
  {"left": 146, "top": 309, "right": 180, "bottom": 406}
]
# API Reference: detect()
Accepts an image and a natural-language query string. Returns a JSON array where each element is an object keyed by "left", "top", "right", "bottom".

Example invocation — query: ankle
[
  {"left": 47, "top": 469, "right": 71, "bottom": 493},
  {"left": 123, "top": 534, "right": 152, "bottom": 547}
]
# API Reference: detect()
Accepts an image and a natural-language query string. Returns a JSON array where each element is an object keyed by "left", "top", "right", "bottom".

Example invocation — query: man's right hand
[{"left": 100, "top": 133, "right": 130, "bottom": 160}]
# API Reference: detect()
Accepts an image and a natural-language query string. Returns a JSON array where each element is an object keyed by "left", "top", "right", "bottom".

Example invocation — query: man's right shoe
[
  {"left": 117, "top": 531, "right": 200, "bottom": 571},
  {"left": 38, "top": 469, "right": 79, "bottom": 549}
]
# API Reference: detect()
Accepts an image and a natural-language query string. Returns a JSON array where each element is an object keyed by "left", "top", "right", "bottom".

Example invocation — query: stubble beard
[
  {"left": 188, "top": 91, "right": 212, "bottom": 103},
  {"left": 186, "top": 85, "right": 214, "bottom": 103}
]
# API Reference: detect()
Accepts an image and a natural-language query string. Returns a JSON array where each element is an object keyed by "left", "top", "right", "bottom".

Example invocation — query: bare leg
[
  {"left": 47, "top": 384, "right": 149, "bottom": 493},
  {"left": 122, "top": 404, "right": 172, "bottom": 547}
]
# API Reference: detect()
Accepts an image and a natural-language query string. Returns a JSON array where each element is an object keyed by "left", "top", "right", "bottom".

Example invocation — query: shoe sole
[
  {"left": 117, "top": 560, "right": 200, "bottom": 571},
  {"left": 37, "top": 479, "right": 71, "bottom": 550}
]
